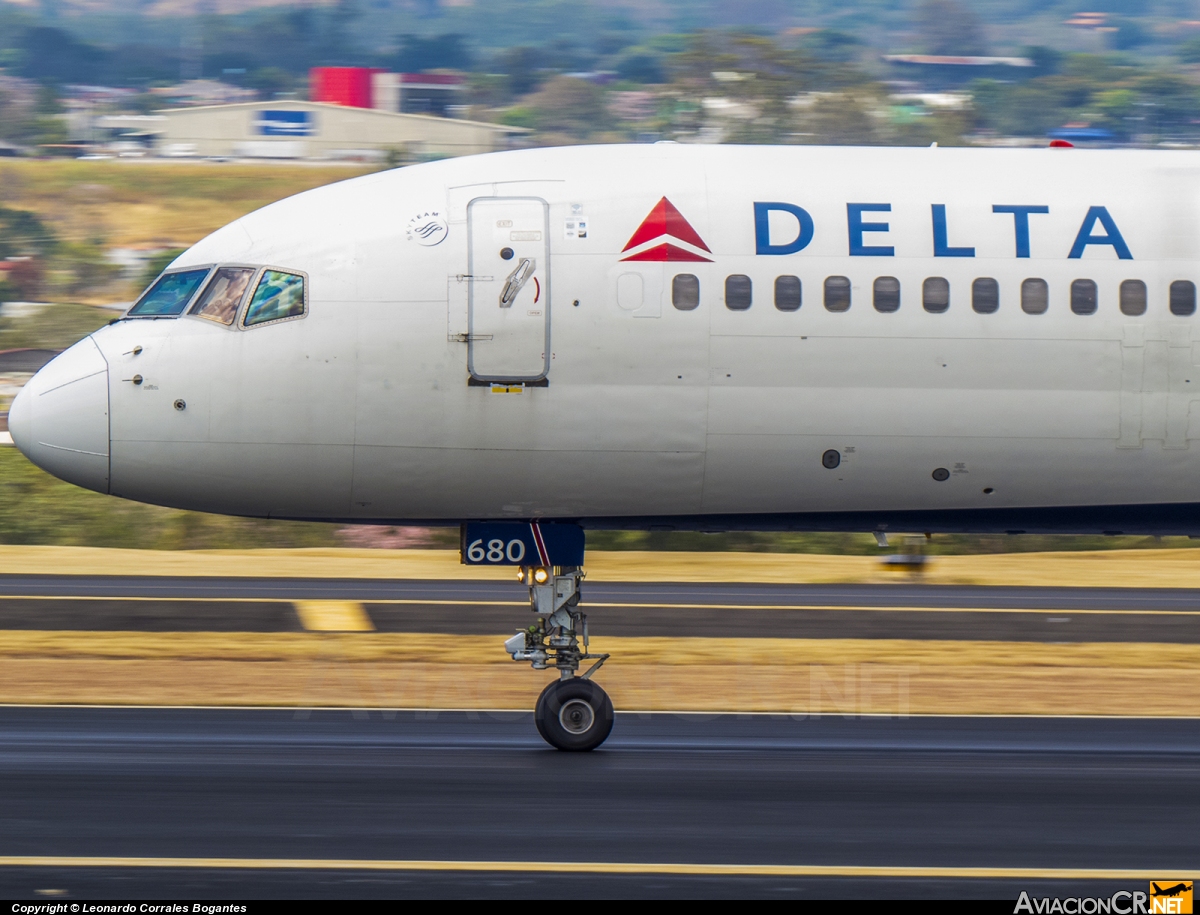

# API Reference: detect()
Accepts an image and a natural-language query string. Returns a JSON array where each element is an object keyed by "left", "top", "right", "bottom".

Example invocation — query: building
[
  {"left": 395, "top": 73, "right": 466, "bottom": 117},
  {"left": 883, "top": 54, "right": 1035, "bottom": 88},
  {"left": 309, "top": 67, "right": 466, "bottom": 116},
  {"left": 156, "top": 99, "right": 521, "bottom": 160},
  {"left": 310, "top": 67, "right": 377, "bottom": 109}
]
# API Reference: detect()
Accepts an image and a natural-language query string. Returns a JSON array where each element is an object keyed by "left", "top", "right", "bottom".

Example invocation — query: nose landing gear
[
  {"left": 464, "top": 522, "right": 612, "bottom": 751},
  {"left": 505, "top": 565, "right": 612, "bottom": 752}
]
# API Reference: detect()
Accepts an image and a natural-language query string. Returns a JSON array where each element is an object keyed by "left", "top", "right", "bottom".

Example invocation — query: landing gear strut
[{"left": 503, "top": 565, "right": 613, "bottom": 751}]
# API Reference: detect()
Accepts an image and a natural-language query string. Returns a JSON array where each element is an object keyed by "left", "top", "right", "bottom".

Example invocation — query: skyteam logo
[
  {"left": 406, "top": 211, "right": 448, "bottom": 247},
  {"left": 621, "top": 197, "right": 712, "bottom": 262}
]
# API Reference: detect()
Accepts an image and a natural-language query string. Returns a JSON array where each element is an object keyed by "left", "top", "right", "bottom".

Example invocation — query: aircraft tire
[
  {"left": 534, "top": 677, "right": 613, "bottom": 752},
  {"left": 534, "top": 680, "right": 555, "bottom": 742}
]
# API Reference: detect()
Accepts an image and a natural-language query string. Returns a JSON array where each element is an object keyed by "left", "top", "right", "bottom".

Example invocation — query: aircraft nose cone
[{"left": 11, "top": 338, "right": 110, "bottom": 494}]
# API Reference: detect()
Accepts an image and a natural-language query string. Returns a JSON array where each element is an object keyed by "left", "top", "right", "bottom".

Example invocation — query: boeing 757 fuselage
[{"left": 11, "top": 143, "right": 1200, "bottom": 748}]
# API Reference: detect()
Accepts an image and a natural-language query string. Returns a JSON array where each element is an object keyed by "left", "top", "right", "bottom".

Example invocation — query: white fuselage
[{"left": 12, "top": 144, "right": 1200, "bottom": 533}]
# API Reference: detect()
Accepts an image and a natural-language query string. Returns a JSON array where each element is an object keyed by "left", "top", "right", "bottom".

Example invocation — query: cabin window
[
  {"left": 1070, "top": 279, "right": 1098, "bottom": 315},
  {"left": 1119, "top": 280, "right": 1146, "bottom": 316},
  {"left": 1021, "top": 278, "right": 1048, "bottom": 315},
  {"left": 127, "top": 268, "right": 210, "bottom": 317},
  {"left": 972, "top": 278, "right": 999, "bottom": 314},
  {"left": 824, "top": 276, "right": 851, "bottom": 312},
  {"left": 923, "top": 277, "right": 949, "bottom": 313},
  {"left": 243, "top": 270, "right": 307, "bottom": 327},
  {"left": 672, "top": 274, "right": 700, "bottom": 310},
  {"left": 191, "top": 266, "right": 256, "bottom": 326},
  {"left": 873, "top": 276, "right": 900, "bottom": 313},
  {"left": 1170, "top": 280, "right": 1196, "bottom": 316},
  {"left": 774, "top": 275, "right": 801, "bottom": 311},
  {"left": 725, "top": 274, "right": 752, "bottom": 311}
]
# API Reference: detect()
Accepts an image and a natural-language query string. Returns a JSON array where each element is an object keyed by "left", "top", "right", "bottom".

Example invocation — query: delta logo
[
  {"left": 1151, "top": 881, "right": 1192, "bottom": 914},
  {"left": 618, "top": 196, "right": 1138, "bottom": 262},
  {"left": 620, "top": 197, "right": 712, "bottom": 263}
]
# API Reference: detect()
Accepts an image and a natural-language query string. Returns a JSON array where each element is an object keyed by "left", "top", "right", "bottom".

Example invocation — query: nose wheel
[{"left": 535, "top": 677, "right": 614, "bottom": 752}]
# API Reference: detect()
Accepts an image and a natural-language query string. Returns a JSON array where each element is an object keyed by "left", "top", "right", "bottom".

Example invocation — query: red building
[{"left": 309, "top": 67, "right": 379, "bottom": 109}]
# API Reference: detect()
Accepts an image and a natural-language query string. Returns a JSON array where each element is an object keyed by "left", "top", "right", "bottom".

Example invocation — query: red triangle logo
[
  {"left": 621, "top": 197, "right": 711, "bottom": 254},
  {"left": 621, "top": 242, "right": 712, "bottom": 263}
]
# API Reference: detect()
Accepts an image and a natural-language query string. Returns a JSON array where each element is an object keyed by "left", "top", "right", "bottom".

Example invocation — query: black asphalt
[
  {"left": 5, "top": 576, "right": 1200, "bottom": 609},
  {"left": 0, "top": 577, "right": 1196, "bottom": 641},
  {"left": 0, "top": 709, "right": 1194, "bottom": 898}
]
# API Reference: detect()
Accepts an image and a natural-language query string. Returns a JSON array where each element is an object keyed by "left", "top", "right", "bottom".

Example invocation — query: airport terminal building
[{"left": 157, "top": 99, "right": 521, "bottom": 161}]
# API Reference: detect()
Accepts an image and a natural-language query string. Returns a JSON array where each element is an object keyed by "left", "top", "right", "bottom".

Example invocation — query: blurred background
[{"left": 3, "top": 0, "right": 1200, "bottom": 556}]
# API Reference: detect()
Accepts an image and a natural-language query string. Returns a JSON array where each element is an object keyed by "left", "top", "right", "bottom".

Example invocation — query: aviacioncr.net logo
[{"left": 1015, "top": 891, "right": 1151, "bottom": 914}]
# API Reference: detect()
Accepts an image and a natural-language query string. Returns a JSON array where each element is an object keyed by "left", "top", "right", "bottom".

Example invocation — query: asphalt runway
[
  {"left": 0, "top": 576, "right": 1197, "bottom": 641},
  {"left": 0, "top": 709, "right": 1194, "bottom": 899}
]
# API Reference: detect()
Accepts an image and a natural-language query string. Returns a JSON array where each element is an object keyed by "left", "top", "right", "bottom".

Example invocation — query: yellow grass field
[
  {"left": 0, "top": 633, "right": 1192, "bottom": 715},
  {"left": 0, "top": 159, "right": 373, "bottom": 249}
]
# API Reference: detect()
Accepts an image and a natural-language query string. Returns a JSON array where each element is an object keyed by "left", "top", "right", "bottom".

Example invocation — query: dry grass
[
  {"left": 3, "top": 545, "right": 1200, "bottom": 589},
  {"left": 0, "top": 631, "right": 1194, "bottom": 668},
  {"left": 0, "top": 657, "right": 1190, "bottom": 716},
  {"left": 0, "top": 160, "right": 373, "bottom": 248},
  {"left": 0, "top": 632, "right": 1193, "bottom": 715}
]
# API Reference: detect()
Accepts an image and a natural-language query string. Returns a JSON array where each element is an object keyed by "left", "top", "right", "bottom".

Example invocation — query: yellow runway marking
[
  {"left": 0, "top": 595, "right": 1196, "bottom": 616},
  {"left": 0, "top": 856, "right": 1188, "bottom": 879},
  {"left": 292, "top": 601, "right": 374, "bottom": 632}
]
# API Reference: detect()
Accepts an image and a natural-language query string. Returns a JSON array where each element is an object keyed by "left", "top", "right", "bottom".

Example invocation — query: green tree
[
  {"left": 245, "top": 68, "right": 294, "bottom": 99},
  {"left": 614, "top": 47, "right": 665, "bottom": 84},
  {"left": 670, "top": 33, "right": 823, "bottom": 136},
  {"left": 498, "top": 46, "right": 545, "bottom": 98},
  {"left": 394, "top": 33, "right": 471, "bottom": 72},
  {"left": 1110, "top": 19, "right": 1148, "bottom": 52},
  {"left": 521, "top": 76, "right": 607, "bottom": 139},
  {"left": 59, "top": 240, "right": 120, "bottom": 296},
  {"left": 1134, "top": 73, "right": 1200, "bottom": 137},
  {"left": 1024, "top": 46, "right": 1064, "bottom": 78},
  {"left": 915, "top": 0, "right": 986, "bottom": 56},
  {"left": 1093, "top": 88, "right": 1136, "bottom": 137},
  {"left": 1178, "top": 37, "right": 1200, "bottom": 64},
  {"left": 800, "top": 30, "right": 862, "bottom": 64},
  {"left": 795, "top": 90, "right": 883, "bottom": 146},
  {"left": 0, "top": 207, "right": 56, "bottom": 260}
]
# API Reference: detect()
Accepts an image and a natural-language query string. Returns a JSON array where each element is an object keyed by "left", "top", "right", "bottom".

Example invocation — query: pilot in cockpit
[{"left": 191, "top": 267, "right": 256, "bottom": 325}]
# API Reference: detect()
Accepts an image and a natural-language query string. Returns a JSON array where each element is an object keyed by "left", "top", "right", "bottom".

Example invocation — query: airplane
[
  {"left": 10, "top": 142, "right": 1200, "bottom": 750},
  {"left": 1151, "top": 883, "right": 1192, "bottom": 898}
]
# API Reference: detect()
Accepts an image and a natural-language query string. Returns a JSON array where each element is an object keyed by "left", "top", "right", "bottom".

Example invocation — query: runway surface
[
  {"left": 0, "top": 708, "right": 1195, "bottom": 898},
  {"left": 0, "top": 576, "right": 1197, "bottom": 641}
]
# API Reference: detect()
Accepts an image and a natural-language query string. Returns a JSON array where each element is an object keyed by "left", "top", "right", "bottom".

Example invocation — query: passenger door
[{"left": 467, "top": 197, "right": 550, "bottom": 382}]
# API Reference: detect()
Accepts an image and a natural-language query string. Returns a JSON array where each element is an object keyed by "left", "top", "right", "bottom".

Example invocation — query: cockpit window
[
  {"left": 190, "top": 267, "right": 256, "bottom": 325},
  {"left": 127, "top": 268, "right": 210, "bottom": 317},
  {"left": 243, "top": 270, "right": 307, "bottom": 327}
]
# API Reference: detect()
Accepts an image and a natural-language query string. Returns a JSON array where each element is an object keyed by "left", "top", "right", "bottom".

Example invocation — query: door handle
[{"left": 499, "top": 258, "right": 535, "bottom": 308}]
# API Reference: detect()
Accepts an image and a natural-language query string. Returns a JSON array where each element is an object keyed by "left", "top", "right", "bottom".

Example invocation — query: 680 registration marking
[
  {"left": 466, "top": 537, "right": 526, "bottom": 563},
  {"left": 460, "top": 522, "right": 585, "bottom": 567}
]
